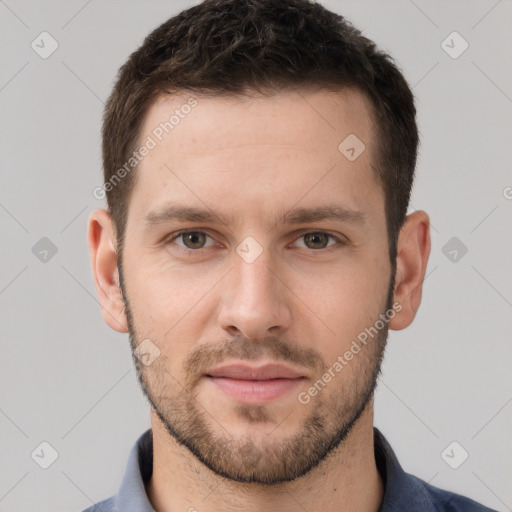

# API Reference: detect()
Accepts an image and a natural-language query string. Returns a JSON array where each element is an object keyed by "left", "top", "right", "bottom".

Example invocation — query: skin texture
[{"left": 88, "top": 88, "right": 431, "bottom": 512}]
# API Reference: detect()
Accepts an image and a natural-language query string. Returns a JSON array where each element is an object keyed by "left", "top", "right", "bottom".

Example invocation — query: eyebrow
[
  {"left": 281, "top": 204, "right": 366, "bottom": 226},
  {"left": 143, "top": 203, "right": 367, "bottom": 228}
]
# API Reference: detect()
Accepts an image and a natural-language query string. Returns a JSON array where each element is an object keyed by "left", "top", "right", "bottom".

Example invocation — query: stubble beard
[{"left": 119, "top": 262, "right": 392, "bottom": 485}]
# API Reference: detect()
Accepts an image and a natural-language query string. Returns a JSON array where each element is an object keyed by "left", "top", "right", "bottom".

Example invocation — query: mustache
[{"left": 184, "top": 335, "right": 327, "bottom": 386}]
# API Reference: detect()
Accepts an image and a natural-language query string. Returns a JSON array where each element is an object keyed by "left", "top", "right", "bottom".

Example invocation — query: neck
[{"left": 146, "top": 402, "right": 384, "bottom": 512}]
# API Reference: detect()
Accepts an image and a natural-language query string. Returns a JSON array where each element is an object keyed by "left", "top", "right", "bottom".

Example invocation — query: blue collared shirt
[{"left": 81, "top": 427, "right": 497, "bottom": 511}]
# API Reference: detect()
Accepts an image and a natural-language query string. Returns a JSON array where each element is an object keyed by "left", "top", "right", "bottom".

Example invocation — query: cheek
[
  {"left": 127, "top": 252, "right": 211, "bottom": 310},
  {"left": 293, "top": 257, "right": 390, "bottom": 359},
  {"left": 125, "top": 260, "right": 222, "bottom": 362}
]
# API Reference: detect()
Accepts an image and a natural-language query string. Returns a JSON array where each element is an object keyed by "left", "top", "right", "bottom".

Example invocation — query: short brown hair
[{"left": 102, "top": 0, "right": 418, "bottom": 262}]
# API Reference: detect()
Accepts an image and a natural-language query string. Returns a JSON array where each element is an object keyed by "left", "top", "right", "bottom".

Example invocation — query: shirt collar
[
  {"left": 113, "top": 427, "right": 437, "bottom": 512},
  {"left": 373, "top": 427, "right": 437, "bottom": 511},
  {"left": 114, "top": 428, "right": 155, "bottom": 512}
]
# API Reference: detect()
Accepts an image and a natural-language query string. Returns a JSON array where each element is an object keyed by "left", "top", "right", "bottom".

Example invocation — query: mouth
[{"left": 204, "top": 363, "right": 306, "bottom": 404}]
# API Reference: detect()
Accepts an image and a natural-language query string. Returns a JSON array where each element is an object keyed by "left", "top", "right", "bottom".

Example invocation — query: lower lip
[{"left": 206, "top": 376, "right": 304, "bottom": 404}]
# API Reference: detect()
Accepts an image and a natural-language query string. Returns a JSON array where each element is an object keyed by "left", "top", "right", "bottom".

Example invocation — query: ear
[
  {"left": 388, "top": 210, "right": 431, "bottom": 331},
  {"left": 87, "top": 209, "right": 128, "bottom": 333}
]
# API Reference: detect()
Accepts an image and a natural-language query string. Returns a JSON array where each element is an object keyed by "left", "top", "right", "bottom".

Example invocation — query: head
[{"left": 89, "top": 0, "right": 430, "bottom": 484}]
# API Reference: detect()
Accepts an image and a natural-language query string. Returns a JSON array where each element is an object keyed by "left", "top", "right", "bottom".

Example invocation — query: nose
[{"left": 217, "top": 247, "right": 292, "bottom": 340}]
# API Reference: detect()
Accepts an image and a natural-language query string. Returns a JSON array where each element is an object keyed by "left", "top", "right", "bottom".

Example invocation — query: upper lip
[{"left": 205, "top": 363, "right": 305, "bottom": 380}]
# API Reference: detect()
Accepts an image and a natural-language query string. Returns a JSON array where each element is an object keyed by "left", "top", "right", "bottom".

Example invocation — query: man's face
[{"left": 119, "top": 88, "right": 393, "bottom": 483}]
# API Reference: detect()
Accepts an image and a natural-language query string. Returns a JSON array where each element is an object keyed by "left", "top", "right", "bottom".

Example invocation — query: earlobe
[
  {"left": 388, "top": 210, "right": 431, "bottom": 331},
  {"left": 87, "top": 209, "right": 129, "bottom": 333}
]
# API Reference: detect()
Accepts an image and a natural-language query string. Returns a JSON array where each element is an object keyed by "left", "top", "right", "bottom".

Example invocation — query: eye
[
  {"left": 165, "top": 230, "right": 344, "bottom": 254},
  {"left": 293, "top": 231, "right": 341, "bottom": 250},
  {"left": 168, "top": 231, "right": 216, "bottom": 250}
]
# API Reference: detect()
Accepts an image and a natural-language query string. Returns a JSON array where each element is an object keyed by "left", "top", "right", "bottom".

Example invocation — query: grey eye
[
  {"left": 296, "top": 232, "right": 336, "bottom": 250},
  {"left": 178, "top": 232, "right": 210, "bottom": 249}
]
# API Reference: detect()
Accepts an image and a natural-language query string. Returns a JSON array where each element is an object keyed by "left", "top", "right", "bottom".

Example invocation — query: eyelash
[{"left": 164, "top": 230, "right": 346, "bottom": 254}]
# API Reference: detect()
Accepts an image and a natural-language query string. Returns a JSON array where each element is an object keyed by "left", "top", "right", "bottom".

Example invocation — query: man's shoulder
[
  {"left": 373, "top": 427, "right": 496, "bottom": 511},
  {"left": 410, "top": 473, "right": 497, "bottom": 511},
  {"left": 80, "top": 496, "right": 116, "bottom": 512}
]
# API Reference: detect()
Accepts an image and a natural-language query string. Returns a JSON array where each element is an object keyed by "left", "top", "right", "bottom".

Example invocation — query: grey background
[{"left": 1, "top": 0, "right": 511, "bottom": 510}]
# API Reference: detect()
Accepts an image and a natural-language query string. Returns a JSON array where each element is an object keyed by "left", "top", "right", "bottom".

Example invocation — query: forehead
[
  {"left": 128, "top": 88, "right": 382, "bottom": 228},
  {"left": 141, "top": 87, "right": 375, "bottom": 153}
]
